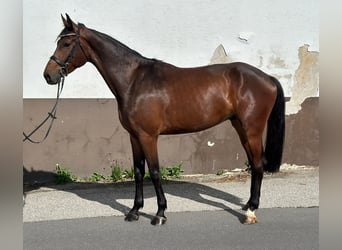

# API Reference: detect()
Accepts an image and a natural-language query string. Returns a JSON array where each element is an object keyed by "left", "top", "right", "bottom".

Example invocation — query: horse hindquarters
[{"left": 229, "top": 74, "right": 282, "bottom": 223}]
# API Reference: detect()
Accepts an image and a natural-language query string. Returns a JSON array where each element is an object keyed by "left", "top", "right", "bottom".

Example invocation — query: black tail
[{"left": 264, "top": 76, "right": 285, "bottom": 172}]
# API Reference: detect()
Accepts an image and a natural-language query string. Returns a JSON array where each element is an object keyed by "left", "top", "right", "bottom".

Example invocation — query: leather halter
[{"left": 50, "top": 24, "right": 87, "bottom": 76}]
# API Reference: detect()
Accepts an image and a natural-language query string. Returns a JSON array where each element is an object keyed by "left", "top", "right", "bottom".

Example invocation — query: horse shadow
[{"left": 24, "top": 167, "right": 247, "bottom": 223}]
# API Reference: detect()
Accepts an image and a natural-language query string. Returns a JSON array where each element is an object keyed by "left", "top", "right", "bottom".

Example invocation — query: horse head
[{"left": 43, "top": 14, "right": 88, "bottom": 85}]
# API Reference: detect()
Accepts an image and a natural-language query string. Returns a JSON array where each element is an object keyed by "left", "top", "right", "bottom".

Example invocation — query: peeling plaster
[
  {"left": 269, "top": 56, "right": 287, "bottom": 68},
  {"left": 210, "top": 44, "right": 319, "bottom": 116},
  {"left": 286, "top": 44, "right": 319, "bottom": 115},
  {"left": 209, "top": 44, "right": 232, "bottom": 64}
]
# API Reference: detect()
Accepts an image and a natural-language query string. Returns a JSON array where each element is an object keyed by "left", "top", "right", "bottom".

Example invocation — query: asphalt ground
[{"left": 24, "top": 207, "right": 318, "bottom": 250}]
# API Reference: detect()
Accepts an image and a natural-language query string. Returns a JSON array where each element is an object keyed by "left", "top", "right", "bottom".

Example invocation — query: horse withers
[{"left": 43, "top": 14, "right": 285, "bottom": 225}]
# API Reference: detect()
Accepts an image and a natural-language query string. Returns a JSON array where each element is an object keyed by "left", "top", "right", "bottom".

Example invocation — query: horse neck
[{"left": 81, "top": 27, "right": 148, "bottom": 101}]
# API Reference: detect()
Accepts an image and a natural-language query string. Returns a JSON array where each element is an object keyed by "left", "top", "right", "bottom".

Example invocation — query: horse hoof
[
  {"left": 151, "top": 216, "right": 167, "bottom": 226},
  {"left": 243, "top": 208, "right": 257, "bottom": 224},
  {"left": 125, "top": 212, "right": 139, "bottom": 222},
  {"left": 243, "top": 216, "right": 257, "bottom": 224}
]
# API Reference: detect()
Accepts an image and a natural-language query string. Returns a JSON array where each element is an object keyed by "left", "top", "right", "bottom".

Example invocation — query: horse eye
[{"left": 63, "top": 42, "right": 71, "bottom": 48}]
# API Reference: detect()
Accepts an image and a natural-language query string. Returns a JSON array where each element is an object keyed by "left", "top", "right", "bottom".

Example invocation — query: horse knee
[
  {"left": 149, "top": 169, "right": 161, "bottom": 181},
  {"left": 251, "top": 164, "right": 264, "bottom": 174},
  {"left": 134, "top": 170, "right": 144, "bottom": 182}
]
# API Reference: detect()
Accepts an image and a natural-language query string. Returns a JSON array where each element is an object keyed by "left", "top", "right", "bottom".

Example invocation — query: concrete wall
[{"left": 23, "top": 1, "right": 319, "bottom": 183}]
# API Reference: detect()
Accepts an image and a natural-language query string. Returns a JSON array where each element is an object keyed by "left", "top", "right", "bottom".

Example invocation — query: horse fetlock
[
  {"left": 158, "top": 201, "right": 167, "bottom": 210},
  {"left": 244, "top": 197, "right": 259, "bottom": 210},
  {"left": 134, "top": 200, "right": 144, "bottom": 209}
]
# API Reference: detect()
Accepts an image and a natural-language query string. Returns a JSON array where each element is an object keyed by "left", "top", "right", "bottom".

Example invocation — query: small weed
[
  {"left": 90, "top": 172, "right": 108, "bottom": 182},
  {"left": 111, "top": 165, "right": 123, "bottom": 182},
  {"left": 123, "top": 168, "right": 135, "bottom": 180},
  {"left": 166, "top": 163, "right": 183, "bottom": 179},
  {"left": 216, "top": 169, "right": 225, "bottom": 176},
  {"left": 55, "top": 164, "right": 77, "bottom": 184},
  {"left": 245, "top": 160, "right": 251, "bottom": 171},
  {"left": 54, "top": 161, "right": 183, "bottom": 184},
  {"left": 160, "top": 167, "right": 169, "bottom": 180}
]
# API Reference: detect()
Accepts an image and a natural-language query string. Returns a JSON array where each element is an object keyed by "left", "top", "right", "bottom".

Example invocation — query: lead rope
[{"left": 23, "top": 76, "right": 65, "bottom": 143}]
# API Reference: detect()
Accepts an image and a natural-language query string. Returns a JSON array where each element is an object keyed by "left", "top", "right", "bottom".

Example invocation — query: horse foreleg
[
  {"left": 139, "top": 134, "right": 167, "bottom": 225},
  {"left": 125, "top": 135, "right": 145, "bottom": 222}
]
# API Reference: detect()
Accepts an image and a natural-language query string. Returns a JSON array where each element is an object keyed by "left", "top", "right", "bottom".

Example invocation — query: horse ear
[
  {"left": 61, "top": 14, "right": 68, "bottom": 27},
  {"left": 61, "top": 13, "right": 74, "bottom": 31}
]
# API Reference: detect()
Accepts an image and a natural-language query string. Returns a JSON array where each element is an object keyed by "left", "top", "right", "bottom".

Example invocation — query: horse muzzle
[{"left": 43, "top": 71, "right": 62, "bottom": 85}]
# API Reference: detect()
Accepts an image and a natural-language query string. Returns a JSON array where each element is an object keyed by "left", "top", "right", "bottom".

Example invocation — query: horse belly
[{"left": 162, "top": 97, "right": 233, "bottom": 134}]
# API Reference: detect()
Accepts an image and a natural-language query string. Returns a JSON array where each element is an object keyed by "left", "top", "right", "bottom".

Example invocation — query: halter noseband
[{"left": 50, "top": 24, "right": 87, "bottom": 77}]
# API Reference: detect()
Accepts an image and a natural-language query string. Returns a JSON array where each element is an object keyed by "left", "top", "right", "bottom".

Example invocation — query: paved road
[
  {"left": 24, "top": 208, "right": 318, "bottom": 250},
  {"left": 23, "top": 167, "right": 319, "bottom": 250}
]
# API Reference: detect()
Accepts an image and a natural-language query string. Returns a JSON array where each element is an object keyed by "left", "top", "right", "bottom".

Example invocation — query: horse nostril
[{"left": 44, "top": 73, "right": 51, "bottom": 83}]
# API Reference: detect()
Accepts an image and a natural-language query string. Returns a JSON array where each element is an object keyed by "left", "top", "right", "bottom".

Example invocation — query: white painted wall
[{"left": 23, "top": 0, "right": 318, "bottom": 98}]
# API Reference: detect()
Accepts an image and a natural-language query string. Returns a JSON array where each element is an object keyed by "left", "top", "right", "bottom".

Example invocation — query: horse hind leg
[
  {"left": 231, "top": 118, "right": 265, "bottom": 224},
  {"left": 243, "top": 133, "right": 264, "bottom": 224}
]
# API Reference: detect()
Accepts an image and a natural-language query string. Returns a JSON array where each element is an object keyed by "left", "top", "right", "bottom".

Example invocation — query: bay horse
[{"left": 43, "top": 14, "right": 285, "bottom": 225}]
